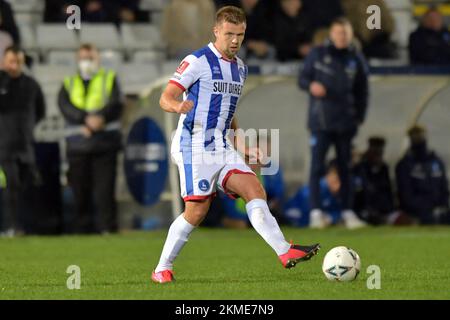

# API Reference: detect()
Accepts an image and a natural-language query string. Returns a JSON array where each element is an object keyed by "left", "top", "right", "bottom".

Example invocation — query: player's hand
[
  {"left": 310, "top": 81, "right": 327, "bottom": 98},
  {"left": 176, "top": 100, "right": 194, "bottom": 114},
  {"left": 81, "top": 126, "right": 92, "bottom": 138},
  {"left": 247, "top": 40, "right": 269, "bottom": 57},
  {"left": 245, "top": 147, "right": 264, "bottom": 164}
]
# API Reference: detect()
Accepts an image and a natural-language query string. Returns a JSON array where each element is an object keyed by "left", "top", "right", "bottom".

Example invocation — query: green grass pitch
[{"left": 0, "top": 226, "right": 449, "bottom": 299}]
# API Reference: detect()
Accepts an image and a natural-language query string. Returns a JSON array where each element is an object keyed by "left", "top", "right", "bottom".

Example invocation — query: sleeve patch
[{"left": 176, "top": 61, "right": 190, "bottom": 74}]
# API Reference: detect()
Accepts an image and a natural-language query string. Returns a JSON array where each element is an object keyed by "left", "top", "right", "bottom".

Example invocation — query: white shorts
[{"left": 172, "top": 147, "right": 255, "bottom": 201}]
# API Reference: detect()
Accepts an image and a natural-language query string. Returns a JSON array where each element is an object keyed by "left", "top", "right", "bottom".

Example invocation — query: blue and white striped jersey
[{"left": 170, "top": 42, "right": 248, "bottom": 154}]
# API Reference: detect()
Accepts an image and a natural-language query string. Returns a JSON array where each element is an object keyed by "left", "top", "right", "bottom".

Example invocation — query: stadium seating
[
  {"left": 132, "top": 50, "right": 166, "bottom": 64},
  {"left": 47, "top": 51, "right": 77, "bottom": 68},
  {"left": 79, "top": 24, "right": 123, "bottom": 51},
  {"left": 100, "top": 50, "right": 124, "bottom": 71},
  {"left": 40, "top": 83, "right": 63, "bottom": 118},
  {"left": 32, "top": 64, "right": 75, "bottom": 85},
  {"left": 139, "top": 0, "right": 165, "bottom": 11},
  {"left": 121, "top": 23, "right": 166, "bottom": 53},
  {"left": 37, "top": 24, "right": 79, "bottom": 53},
  {"left": 17, "top": 23, "right": 37, "bottom": 51},
  {"left": 32, "top": 64, "right": 75, "bottom": 118},
  {"left": 119, "top": 63, "right": 161, "bottom": 95}
]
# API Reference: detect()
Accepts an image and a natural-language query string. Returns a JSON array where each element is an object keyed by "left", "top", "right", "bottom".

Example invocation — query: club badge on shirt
[{"left": 239, "top": 67, "right": 247, "bottom": 80}]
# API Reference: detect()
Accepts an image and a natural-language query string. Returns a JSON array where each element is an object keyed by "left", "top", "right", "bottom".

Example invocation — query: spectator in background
[
  {"left": 44, "top": 0, "right": 114, "bottom": 23},
  {"left": 298, "top": 18, "right": 369, "bottom": 229},
  {"left": 409, "top": 8, "right": 450, "bottom": 65},
  {"left": 215, "top": 0, "right": 277, "bottom": 59},
  {"left": 162, "top": 0, "right": 215, "bottom": 59},
  {"left": 116, "top": 0, "right": 149, "bottom": 23},
  {"left": 58, "top": 44, "right": 123, "bottom": 234},
  {"left": 284, "top": 161, "right": 341, "bottom": 228},
  {"left": 352, "top": 137, "right": 396, "bottom": 225},
  {"left": 82, "top": 0, "right": 117, "bottom": 23},
  {"left": 302, "top": 0, "right": 343, "bottom": 32},
  {"left": 341, "top": 0, "right": 396, "bottom": 59},
  {"left": 44, "top": 0, "right": 74, "bottom": 22},
  {"left": 45, "top": 0, "right": 148, "bottom": 24},
  {"left": 241, "top": 0, "right": 276, "bottom": 60},
  {"left": 0, "top": 0, "right": 20, "bottom": 45},
  {"left": 273, "top": 0, "right": 313, "bottom": 61},
  {"left": 0, "top": 46, "right": 46, "bottom": 237},
  {"left": 395, "top": 125, "right": 450, "bottom": 225}
]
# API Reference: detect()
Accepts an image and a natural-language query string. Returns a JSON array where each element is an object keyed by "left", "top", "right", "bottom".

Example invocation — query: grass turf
[{"left": 0, "top": 226, "right": 449, "bottom": 300}]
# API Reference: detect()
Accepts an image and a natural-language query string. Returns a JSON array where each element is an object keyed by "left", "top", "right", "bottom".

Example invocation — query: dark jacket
[
  {"left": 58, "top": 75, "right": 123, "bottom": 155},
  {"left": 273, "top": 7, "right": 313, "bottom": 61},
  {"left": 245, "top": 0, "right": 275, "bottom": 43},
  {"left": 44, "top": 0, "right": 74, "bottom": 22},
  {"left": 302, "top": 0, "right": 344, "bottom": 31},
  {"left": 44, "top": 0, "right": 118, "bottom": 23},
  {"left": 395, "top": 149, "right": 449, "bottom": 217},
  {"left": 298, "top": 42, "right": 369, "bottom": 132},
  {"left": 353, "top": 159, "right": 395, "bottom": 215},
  {"left": 0, "top": 0, "right": 20, "bottom": 44},
  {"left": 409, "top": 26, "right": 450, "bottom": 65},
  {"left": 0, "top": 71, "right": 45, "bottom": 162}
]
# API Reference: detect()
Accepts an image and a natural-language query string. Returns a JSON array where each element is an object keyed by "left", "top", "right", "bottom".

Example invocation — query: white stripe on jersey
[{"left": 169, "top": 42, "right": 248, "bottom": 154}]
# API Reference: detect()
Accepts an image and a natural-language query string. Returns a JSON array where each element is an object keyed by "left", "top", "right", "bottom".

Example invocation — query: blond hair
[{"left": 216, "top": 6, "right": 246, "bottom": 25}]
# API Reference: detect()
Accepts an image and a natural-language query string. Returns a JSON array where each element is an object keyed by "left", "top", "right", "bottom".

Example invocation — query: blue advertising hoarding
[{"left": 124, "top": 117, "right": 168, "bottom": 206}]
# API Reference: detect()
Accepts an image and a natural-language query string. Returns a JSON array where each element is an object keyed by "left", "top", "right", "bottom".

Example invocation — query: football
[{"left": 322, "top": 246, "right": 361, "bottom": 282}]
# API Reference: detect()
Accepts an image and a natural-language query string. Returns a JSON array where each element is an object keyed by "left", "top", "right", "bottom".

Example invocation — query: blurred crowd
[
  {"left": 1, "top": 0, "right": 450, "bottom": 64},
  {"left": 43, "top": 0, "right": 151, "bottom": 24},
  {"left": 1, "top": 1, "right": 450, "bottom": 236},
  {"left": 162, "top": 0, "right": 398, "bottom": 61},
  {"left": 161, "top": 0, "right": 450, "bottom": 64}
]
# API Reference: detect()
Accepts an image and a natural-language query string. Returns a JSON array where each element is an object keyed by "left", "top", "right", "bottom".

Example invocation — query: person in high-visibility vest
[{"left": 58, "top": 43, "right": 123, "bottom": 234}]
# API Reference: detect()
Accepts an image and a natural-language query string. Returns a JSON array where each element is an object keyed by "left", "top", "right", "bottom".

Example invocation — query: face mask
[{"left": 78, "top": 59, "right": 98, "bottom": 79}]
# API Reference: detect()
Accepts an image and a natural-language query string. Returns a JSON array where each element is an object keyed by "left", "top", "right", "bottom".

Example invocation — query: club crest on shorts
[{"left": 198, "top": 179, "right": 210, "bottom": 192}]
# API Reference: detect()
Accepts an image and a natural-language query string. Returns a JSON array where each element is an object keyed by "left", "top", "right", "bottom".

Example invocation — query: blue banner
[{"left": 124, "top": 117, "right": 168, "bottom": 206}]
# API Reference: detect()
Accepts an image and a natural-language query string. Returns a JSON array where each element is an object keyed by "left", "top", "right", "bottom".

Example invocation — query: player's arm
[
  {"left": 160, "top": 55, "right": 200, "bottom": 114},
  {"left": 159, "top": 83, "right": 194, "bottom": 114}
]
